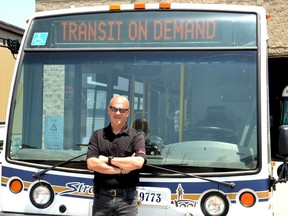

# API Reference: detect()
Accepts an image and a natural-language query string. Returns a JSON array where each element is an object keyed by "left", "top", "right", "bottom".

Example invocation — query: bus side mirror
[{"left": 278, "top": 125, "right": 288, "bottom": 157}]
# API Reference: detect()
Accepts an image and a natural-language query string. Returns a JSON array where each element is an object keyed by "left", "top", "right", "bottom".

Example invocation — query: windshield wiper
[
  {"left": 145, "top": 164, "right": 235, "bottom": 189},
  {"left": 32, "top": 152, "right": 87, "bottom": 178},
  {"left": 32, "top": 153, "right": 235, "bottom": 188}
]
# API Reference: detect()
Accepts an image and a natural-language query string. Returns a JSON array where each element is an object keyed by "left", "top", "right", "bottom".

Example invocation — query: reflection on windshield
[{"left": 9, "top": 50, "right": 257, "bottom": 172}]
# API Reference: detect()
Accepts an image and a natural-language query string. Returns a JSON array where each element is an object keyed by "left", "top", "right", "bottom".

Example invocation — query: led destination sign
[
  {"left": 28, "top": 11, "right": 257, "bottom": 48},
  {"left": 61, "top": 19, "right": 216, "bottom": 43}
]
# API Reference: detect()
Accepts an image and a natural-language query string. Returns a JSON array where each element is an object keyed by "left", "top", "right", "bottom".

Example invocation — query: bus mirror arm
[
  {"left": 32, "top": 152, "right": 87, "bottom": 178},
  {"left": 271, "top": 125, "right": 288, "bottom": 188},
  {"left": 271, "top": 158, "right": 288, "bottom": 190},
  {"left": 278, "top": 158, "right": 288, "bottom": 183},
  {"left": 145, "top": 164, "right": 235, "bottom": 189}
]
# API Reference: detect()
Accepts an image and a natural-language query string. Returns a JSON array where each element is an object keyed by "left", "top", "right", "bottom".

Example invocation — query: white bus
[{"left": 1, "top": 3, "right": 287, "bottom": 216}]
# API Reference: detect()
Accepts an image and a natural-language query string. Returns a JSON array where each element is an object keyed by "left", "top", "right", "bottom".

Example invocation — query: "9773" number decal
[
  {"left": 138, "top": 192, "right": 162, "bottom": 203},
  {"left": 137, "top": 187, "right": 171, "bottom": 208}
]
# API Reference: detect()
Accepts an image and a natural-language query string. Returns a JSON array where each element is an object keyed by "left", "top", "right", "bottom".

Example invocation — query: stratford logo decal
[{"left": 58, "top": 182, "right": 94, "bottom": 197}]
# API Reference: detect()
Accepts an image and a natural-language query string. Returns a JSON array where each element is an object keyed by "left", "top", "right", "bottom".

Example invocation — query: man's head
[{"left": 108, "top": 95, "right": 130, "bottom": 129}]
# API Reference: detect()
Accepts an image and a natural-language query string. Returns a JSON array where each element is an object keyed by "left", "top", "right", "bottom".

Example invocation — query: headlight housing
[
  {"left": 200, "top": 191, "right": 229, "bottom": 216},
  {"left": 29, "top": 181, "right": 54, "bottom": 209}
]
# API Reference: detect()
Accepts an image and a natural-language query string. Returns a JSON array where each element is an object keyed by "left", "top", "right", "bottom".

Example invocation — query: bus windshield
[{"left": 8, "top": 49, "right": 257, "bottom": 172}]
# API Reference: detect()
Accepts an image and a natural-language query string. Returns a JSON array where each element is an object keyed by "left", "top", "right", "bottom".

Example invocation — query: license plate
[{"left": 136, "top": 187, "right": 171, "bottom": 208}]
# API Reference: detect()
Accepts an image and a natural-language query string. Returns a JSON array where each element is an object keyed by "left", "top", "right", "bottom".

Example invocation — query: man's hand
[
  {"left": 92, "top": 153, "right": 144, "bottom": 174},
  {"left": 98, "top": 155, "right": 108, "bottom": 164}
]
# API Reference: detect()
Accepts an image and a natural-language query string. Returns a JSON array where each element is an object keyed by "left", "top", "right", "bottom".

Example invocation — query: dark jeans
[{"left": 92, "top": 190, "right": 138, "bottom": 216}]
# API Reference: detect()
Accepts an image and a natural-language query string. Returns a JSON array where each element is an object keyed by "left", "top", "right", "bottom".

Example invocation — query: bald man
[{"left": 87, "top": 95, "right": 146, "bottom": 216}]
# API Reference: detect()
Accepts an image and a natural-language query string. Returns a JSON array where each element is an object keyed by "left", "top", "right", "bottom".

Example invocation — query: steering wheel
[{"left": 187, "top": 126, "right": 237, "bottom": 143}]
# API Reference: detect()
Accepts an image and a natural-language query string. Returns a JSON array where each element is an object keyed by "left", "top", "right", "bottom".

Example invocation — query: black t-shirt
[{"left": 87, "top": 123, "right": 146, "bottom": 191}]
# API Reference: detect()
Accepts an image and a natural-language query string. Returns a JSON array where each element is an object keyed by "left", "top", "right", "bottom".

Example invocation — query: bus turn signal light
[
  {"left": 9, "top": 178, "right": 23, "bottom": 193},
  {"left": 239, "top": 191, "right": 256, "bottom": 207}
]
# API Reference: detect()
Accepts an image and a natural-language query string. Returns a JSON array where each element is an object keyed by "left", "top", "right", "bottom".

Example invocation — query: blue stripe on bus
[
  {"left": 2, "top": 166, "right": 270, "bottom": 194},
  {"left": 139, "top": 179, "right": 270, "bottom": 193}
]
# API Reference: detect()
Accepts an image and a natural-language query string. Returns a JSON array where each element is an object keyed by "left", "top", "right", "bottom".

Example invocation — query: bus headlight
[
  {"left": 29, "top": 182, "right": 54, "bottom": 209},
  {"left": 200, "top": 192, "right": 229, "bottom": 216}
]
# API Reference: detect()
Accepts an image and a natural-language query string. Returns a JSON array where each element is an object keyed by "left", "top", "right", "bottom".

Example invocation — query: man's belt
[{"left": 99, "top": 187, "right": 136, "bottom": 197}]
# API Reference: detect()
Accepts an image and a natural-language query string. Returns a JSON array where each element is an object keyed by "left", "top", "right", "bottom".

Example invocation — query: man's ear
[{"left": 126, "top": 109, "right": 130, "bottom": 118}]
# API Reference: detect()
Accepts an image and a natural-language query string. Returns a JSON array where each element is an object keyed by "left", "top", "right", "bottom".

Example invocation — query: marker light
[
  {"left": 266, "top": 14, "right": 272, "bottom": 20},
  {"left": 239, "top": 191, "right": 256, "bottom": 207},
  {"left": 29, "top": 182, "right": 54, "bottom": 209},
  {"left": 134, "top": 3, "right": 145, "bottom": 9},
  {"left": 9, "top": 178, "right": 23, "bottom": 193},
  {"left": 110, "top": 4, "right": 120, "bottom": 11},
  {"left": 159, "top": 3, "right": 171, "bottom": 9},
  {"left": 201, "top": 192, "right": 229, "bottom": 216}
]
